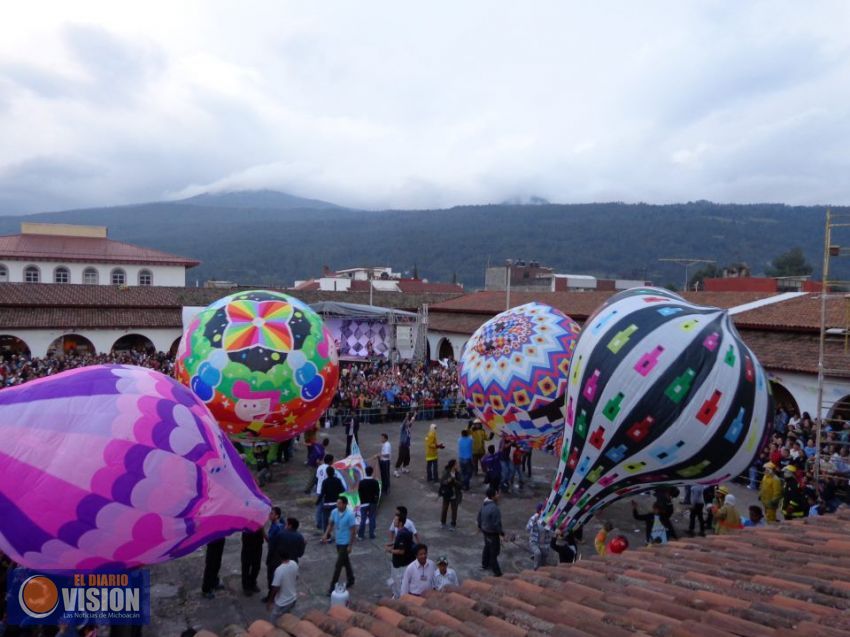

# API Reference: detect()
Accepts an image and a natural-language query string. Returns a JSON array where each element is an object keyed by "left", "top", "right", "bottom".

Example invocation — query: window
[
  {"left": 138, "top": 269, "right": 153, "bottom": 286},
  {"left": 83, "top": 267, "right": 99, "bottom": 285},
  {"left": 0, "top": 264, "right": 7, "bottom": 282},
  {"left": 24, "top": 265, "right": 40, "bottom": 283},
  {"left": 111, "top": 268, "right": 126, "bottom": 285},
  {"left": 54, "top": 266, "right": 70, "bottom": 284}
]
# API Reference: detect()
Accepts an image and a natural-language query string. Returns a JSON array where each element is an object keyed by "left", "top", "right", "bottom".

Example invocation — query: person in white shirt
[
  {"left": 387, "top": 506, "right": 420, "bottom": 544},
  {"left": 315, "top": 454, "right": 334, "bottom": 530},
  {"left": 400, "top": 544, "right": 436, "bottom": 597},
  {"left": 267, "top": 549, "right": 298, "bottom": 621},
  {"left": 379, "top": 433, "right": 392, "bottom": 495},
  {"left": 431, "top": 556, "right": 460, "bottom": 591}
]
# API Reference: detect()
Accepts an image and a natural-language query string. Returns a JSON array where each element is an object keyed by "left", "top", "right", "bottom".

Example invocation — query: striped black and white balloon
[{"left": 543, "top": 287, "right": 773, "bottom": 532}]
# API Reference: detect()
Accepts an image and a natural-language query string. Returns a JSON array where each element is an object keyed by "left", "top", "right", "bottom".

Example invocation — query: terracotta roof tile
[
  {"left": 0, "top": 232, "right": 200, "bottom": 266},
  {"left": 199, "top": 514, "right": 850, "bottom": 637}
]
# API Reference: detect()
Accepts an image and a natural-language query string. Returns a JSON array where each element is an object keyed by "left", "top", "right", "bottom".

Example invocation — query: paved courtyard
[{"left": 149, "top": 416, "right": 759, "bottom": 635}]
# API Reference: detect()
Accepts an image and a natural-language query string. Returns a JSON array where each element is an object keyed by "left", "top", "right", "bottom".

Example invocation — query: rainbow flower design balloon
[
  {"left": 176, "top": 290, "right": 339, "bottom": 442},
  {"left": 543, "top": 288, "right": 773, "bottom": 532},
  {"left": 458, "top": 302, "right": 581, "bottom": 451},
  {"left": 0, "top": 365, "right": 270, "bottom": 570}
]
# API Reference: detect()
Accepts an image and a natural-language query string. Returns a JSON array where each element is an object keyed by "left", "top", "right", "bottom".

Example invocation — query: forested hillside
[{"left": 0, "top": 195, "right": 837, "bottom": 289}]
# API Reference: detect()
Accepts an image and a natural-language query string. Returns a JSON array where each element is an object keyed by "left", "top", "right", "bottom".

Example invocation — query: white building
[{"left": 0, "top": 223, "right": 198, "bottom": 287}]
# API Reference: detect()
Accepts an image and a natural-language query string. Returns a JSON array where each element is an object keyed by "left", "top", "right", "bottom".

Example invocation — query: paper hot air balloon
[
  {"left": 544, "top": 288, "right": 772, "bottom": 532},
  {"left": 458, "top": 302, "right": 580, "bottom": 451},
  {"left": 176, "top": 290, "right": 339, "bottom": 442},
  {"left": 0, "top": 365, "right": 270, "bottom": 570}
]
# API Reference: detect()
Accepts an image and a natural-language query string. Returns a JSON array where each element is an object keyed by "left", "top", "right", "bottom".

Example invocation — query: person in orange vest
[
  {"left": 594, "top": 521, "right": 614, "bottom": 556},
  {"left": 713, "top": 493, "right": 743, "bottom": 534}
]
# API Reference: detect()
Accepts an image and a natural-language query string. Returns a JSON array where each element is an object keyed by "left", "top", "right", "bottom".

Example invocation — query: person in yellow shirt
[
  {"left": 470, "top": 421, "right": 487, "bottom": 476},
  {"left": 759, "top": 462, "right": 783, "bottom": 523},
  {"left": 713, "top": 494, "right": 743, "bottom": 534},
  {"left": 594, "top": 521, "right": 613, "bottom": 556},
  {"left": 425, "top": 424, "right": 443, "bottom": 482}
]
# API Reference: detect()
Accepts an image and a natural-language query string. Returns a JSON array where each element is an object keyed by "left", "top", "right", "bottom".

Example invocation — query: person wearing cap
[
  {"left": 431, "top": 555, "right": 460, "bottom": 591},
  {"left": 526, "top": 503, "right": 551, "bottom": 569},
  {"left": 782, "top": 465, "right": 806, "bottom": 520},
  {"left": 759, "top": 462, "right": 783, "bottom": 523},
  {"left": 713, "top": 493, "right": 743, "bottom": 534}
]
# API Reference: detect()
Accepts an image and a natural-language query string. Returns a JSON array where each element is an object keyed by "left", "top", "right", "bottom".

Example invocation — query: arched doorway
[
  {"left": 0, "top": 335, "right": 31, "bottom": 358},
  {"left": 112, "top": 334, "right": 156, "bottom": 355},
  {"left": 437, "top": 338, "right": 455, "bottom": 361},
  {"left": 769, "top": 381, "right": 800, "bottom": 417},
  {"left": 47, "top": 334, "right": 96, "bottom": 358},
  {"left": 827, "top": 394, "right": 850, "bottom": 426},
  {"left": 169, "top": 337, "right": 182, "bottom": 357}
]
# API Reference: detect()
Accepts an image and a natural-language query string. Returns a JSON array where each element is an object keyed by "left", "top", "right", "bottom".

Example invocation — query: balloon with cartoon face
[
  {"left": 543, "top": 288, "right": 772, "bottom": 532},
  {"left": 0, "top": 365, "right": 269, "bottom": 569},
  {"left": 176, "top": 290, "right": 339, "bottom": 442}
]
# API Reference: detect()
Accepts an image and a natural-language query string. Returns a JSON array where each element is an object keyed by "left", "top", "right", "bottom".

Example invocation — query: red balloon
[{"left": 608, "top": 535, "right": 629, "bottom": 554}]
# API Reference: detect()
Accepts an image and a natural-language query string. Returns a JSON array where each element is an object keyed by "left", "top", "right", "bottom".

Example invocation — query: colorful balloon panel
[
  {"left": 0, "top": 365, "right": 270, "bottom": 570},
  {"left": 332, "top": 441, "right": 376, "bottom": 526},
  {"left": 458, "top": 302, "right": 580, "bottom": 451},
  {"left": 544, "top": 288, "right": 773, "bottom": 531},
  {"left": 176, "top": 290, "right": 339, "bottom": 442}
]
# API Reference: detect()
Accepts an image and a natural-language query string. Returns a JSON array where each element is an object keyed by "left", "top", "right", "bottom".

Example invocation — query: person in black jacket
[
  {"left": 276, "top": 517, "right": 306, "bottom": 563},
  {"left": 632, "top": 501, "right": 677, "bottom": 544},
  {"left": 319, "top": 466, "right": 345, "bottom": 532},
  {"left": 358, "top": 466, "right": 381, "bottom": 539}
]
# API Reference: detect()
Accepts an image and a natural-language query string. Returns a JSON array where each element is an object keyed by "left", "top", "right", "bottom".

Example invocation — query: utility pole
[
  {"left": 658, "top": 258, "right": 716, "bottom": 291},
  {"left": 505, "top": 259, "right": 513, "bottom": 310}
]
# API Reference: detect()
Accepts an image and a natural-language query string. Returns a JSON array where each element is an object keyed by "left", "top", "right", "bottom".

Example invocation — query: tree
[
  {"left": 688, "top": 263, "right": 721, "bottom": 290},
  {"left": 765, "top": 247, "right": 813, "bottom": 277}
]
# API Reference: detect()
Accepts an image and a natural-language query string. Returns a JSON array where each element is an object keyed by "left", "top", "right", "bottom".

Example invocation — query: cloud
[{"left": 0, "top": 1, "right": 849, "bottom": 214}]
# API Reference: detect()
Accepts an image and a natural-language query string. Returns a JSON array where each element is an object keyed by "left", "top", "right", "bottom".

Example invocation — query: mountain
[
  {"left": 176, "top": 189, "right": 344, "bottom": 210},
  {"left": 0, "top": 193, "right": 838, "bottom": 289}
]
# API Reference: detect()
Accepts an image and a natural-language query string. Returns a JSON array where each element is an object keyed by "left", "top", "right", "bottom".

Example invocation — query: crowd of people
[
  {"left": 329, "top": 359, "right": 465, "bottom": 422},
  {"left": 0, "top": 350, "right": 174, "bottom": 388}
]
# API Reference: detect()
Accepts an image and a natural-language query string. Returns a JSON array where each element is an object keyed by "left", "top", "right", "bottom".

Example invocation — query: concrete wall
[
  {"left": 0, "top": 261, "right": 186, "bottom": 286},
  {"left": 767, "top": 369, "right": 850, "bottom": 419},
  {"left": 0, "top": 328, "right": 182, "bottom": 358}
]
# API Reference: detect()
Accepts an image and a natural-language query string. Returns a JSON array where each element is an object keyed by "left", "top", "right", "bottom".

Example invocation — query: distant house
[
  {"left": 293, "top": 265, "right": 464, "bottom": 294},
  {"left": 0, "top": 223, "right": 199, "bottom": 287}
]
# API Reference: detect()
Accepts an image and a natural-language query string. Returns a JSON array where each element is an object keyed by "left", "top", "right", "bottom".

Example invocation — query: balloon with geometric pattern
[
  {"left": 458, "top": 302, "right": 581, "bottom": 452},
  {"left": 543, "top": 288, "right": 773, "bottom": 532},
  {"left": 176, "top": 290, "right": 339, "bottom": 442},
  {"left": 0, "top": 365, "right": 270, "bottom": 570}
]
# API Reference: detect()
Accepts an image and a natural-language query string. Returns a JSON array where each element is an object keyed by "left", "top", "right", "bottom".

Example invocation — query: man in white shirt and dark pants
[
  {"left": 378, "top": 433, "right": 392, "bottom": 495},
  {"left": 314, "top": 454, "right": 333, "bottom": 530},
  {"left": 400, "top": 544, "right": 436, "bottom": 597}
]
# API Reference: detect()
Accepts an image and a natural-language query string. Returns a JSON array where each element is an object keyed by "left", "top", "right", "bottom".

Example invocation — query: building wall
[
  {"left": 767, "top": 370, "right": 850, "bottom": 418},
  {"left": 0, "top": 261, "right": 187, "bottom": 286},
  {"left": 426, "top": 331, "right": 468, "bottom": 361},
  {"left": 0, "top": 328, "right": 182, "bottom": 358}
]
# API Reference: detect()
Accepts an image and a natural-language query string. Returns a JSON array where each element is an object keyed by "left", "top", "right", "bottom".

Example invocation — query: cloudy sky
[{"left": 1, "top": 1, "right": 849, "bottom": 214}]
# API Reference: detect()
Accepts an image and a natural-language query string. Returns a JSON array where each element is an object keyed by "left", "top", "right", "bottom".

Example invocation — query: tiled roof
[
  {"left": 0, "top": 283, "right": 460, "bottom": 313},
  {"left": 428, "top": 312, "right": 489, "bottom": 335},
  {"left": 197, "top": 510, "right": 850, "bottom": 637},
  {"left": 740, "top": 330, "right": 850, "bottom": 377},
  {"left": 0, "top": 233, "right": 200, "bottom": 267},
  {"left": 0, "top": 307, "right": 181, "bottom": 329},
  {"left": 430, "top": 291, "right": 775, "bottom": 320},
  {"left": 733, "top": 294, "right": 845, "bottom": 332}
]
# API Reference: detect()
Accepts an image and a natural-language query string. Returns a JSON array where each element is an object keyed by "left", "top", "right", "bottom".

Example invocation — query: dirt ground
[{"left": 148, "top": 415, "right": 760, "bottom": 636}]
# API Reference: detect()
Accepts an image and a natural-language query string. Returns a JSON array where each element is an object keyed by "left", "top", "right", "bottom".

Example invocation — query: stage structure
[{"left": 309, "top": 301, "right": 421, "bottom": 361}]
